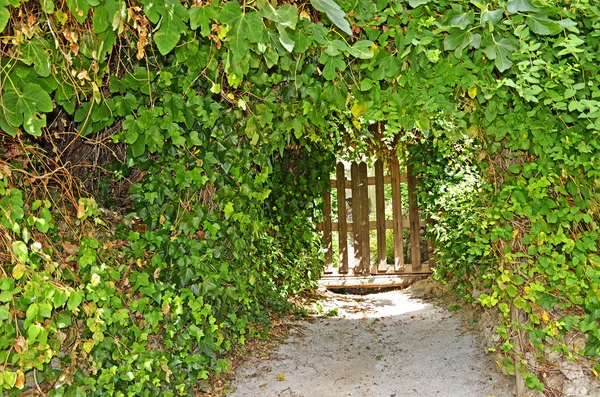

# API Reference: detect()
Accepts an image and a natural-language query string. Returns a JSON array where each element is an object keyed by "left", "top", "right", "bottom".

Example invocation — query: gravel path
[{"left": 229, "top": 287, "right": 515, "bottom": 397}]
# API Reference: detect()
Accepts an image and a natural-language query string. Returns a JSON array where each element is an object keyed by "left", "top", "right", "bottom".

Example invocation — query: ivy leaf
[
  {"left": 20, "top": 38, "right": 52, "bottom": 77},
  {"left": 370, "top": 52, "right": 400, "bottom": 80},
  {"left": 277, "top": 25, "right": 295, "bottom": 52},
  {"left": 220, "top": 2, "right": 265, "bottom": 59},
  {"left": 257, "top": 0, "right": 298, "bottom": 29},
  {"left": 0, "top": 6, "right": 9, "bottom": 33},
  {"left": 310, "top": 0, "right": 352, "bottom": 36},
  {"left": 526, "top": 14, "right": 563, "bottom": 36},
  {"left": 483, "top": 38, "right": 517, "bottom": 72},
  {"left": 153, "top": 0, "right": 189, "bottom": 55},
  {"left": 481, "top": 9, "right": 503, "bottom": 29},
  {"left": 1, "top": 83, "right": 53, "bottom": 136},
  {"left": 93, "top": 0, "right": 119, "bottom": 33},
  {"left": 67, "top": 0, "right": 94, "bottom": 23},
  {"left": 324, "top": 39, "right": 348, "bottom": 56},
  {"left": 67, "top": 290, "right": 84, "bottom": 310},
  {"left": 444, "top": 28, "right": 480, "bottom": 57},
  {"left": 189, "top": 5, "right": 216, "bottom": 36},
  {"left": 507, "top": 0, "right": 539, "bottom": 14},
  {"left": 319, "top": 53, "right": 346, "bottom": 80},
  {"left": 355, "top": 0, "right": 376, "bottom": 20},
  {"left": 40, "top": 0, "right": 54, "bottom": 13},
  {"left": 347, "top": 40, "right": 375, "bottom": 59},
  {"left": 449, "top": 11, "right": 474, "bottom": 30},
  {"left": 224, "top": 202, "right": 234, "bottom": 220},
  {"left": 12, "top": 241, "right": 28, "bottom": 263},
  {"left": 408, "top": 0, "right": 432, "bottom": 7}
]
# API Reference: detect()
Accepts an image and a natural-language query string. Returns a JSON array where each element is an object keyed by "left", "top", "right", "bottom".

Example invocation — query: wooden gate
[{"left": 320, "top": 158, "right": 431, "bottom": 288}]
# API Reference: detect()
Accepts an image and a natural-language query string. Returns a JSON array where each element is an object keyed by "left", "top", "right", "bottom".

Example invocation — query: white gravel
[{"left": 229, "top": 288, "right": 515, "bottom": 397}]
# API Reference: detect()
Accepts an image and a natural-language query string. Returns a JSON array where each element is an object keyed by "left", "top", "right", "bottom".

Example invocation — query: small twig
[{"left": 33, "top": 369, "right": 47, "bottom": 396}]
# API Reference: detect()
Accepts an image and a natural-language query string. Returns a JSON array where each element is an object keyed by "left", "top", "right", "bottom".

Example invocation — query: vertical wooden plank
[
  {"left": 390, "top": 158, "right": 407, "bottom": 272},
  {"left": 375, "top": 159, "right": 387, "bottom": 273},
  {"left": 407, "top": 163, "right": 421, "bottom": 271},
  {"left": 336, "top": 162, "right": 348, "bottom": 274},
  {"left": 323, "top": 189, "right": 333, "bottom": 273},
  {"left": 358, "top": 162, "right": 371, "bottom": 275},
  {"left": 351, "top": 162, "right": 362, "bottom": 275}
]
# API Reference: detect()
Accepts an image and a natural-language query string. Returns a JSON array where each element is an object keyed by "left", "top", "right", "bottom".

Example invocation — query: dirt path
[{"left": 228, "top": 286, "right": 515, "bottom": 397}]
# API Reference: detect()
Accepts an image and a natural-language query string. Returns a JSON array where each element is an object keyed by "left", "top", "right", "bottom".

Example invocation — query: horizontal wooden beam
[
  {"left": 318, "top": 274, "right": 431, "bottom": 289},
  {"left": 330, "top": 174, "right": 407, "bottom": 189},
  {"left": 330, "top": 219, "right": 426, "bottom": 231},
  {"left": 316, "top": 219, "right": 426, "bottom": 232}
]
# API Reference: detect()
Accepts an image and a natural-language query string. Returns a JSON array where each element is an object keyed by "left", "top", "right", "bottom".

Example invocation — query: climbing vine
[{"left": 1, "top": 0, "right": 600, "bottom": 394}]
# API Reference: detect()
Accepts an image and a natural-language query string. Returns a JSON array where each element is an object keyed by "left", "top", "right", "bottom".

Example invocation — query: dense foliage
[{"left": 1, "top": 0, "right": 600, "bottom": 394}]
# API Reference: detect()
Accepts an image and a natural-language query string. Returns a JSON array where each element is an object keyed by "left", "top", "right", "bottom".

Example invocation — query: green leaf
[
  {"left": 93, "top": 0, "right": 119, "bottom": 33},
  {"left": 39, "top": 302, "right": 52, "bottom": 318},
  {"left": 0, "top": 7, "right": 9, "bottom": 33},
  {"left": 449, "top": 12, "right": 474, "bottom": 30},
  {"left": 347, "top": 40, "right": 375, "bottom": 59},
  {"left": 20, "top": 38, "right": 52, "bottom": 77},
  {"left": 319, "top": 53, "right": 346, "bottom": 80},
  {"left": 67, "top": 0, "right": 91, "bottom": 23},
  {"left": 12, "top": 241, "right": 28, "bottom": 263},
  {"left": 3, "top": 370, "right": 16, "bottom": 388},
  {"left": 67, "top": 290, "right": 84, "bottom": 310},
  {"left": 277, "top": 25, "right": 295, "bottom": 52},
  {"left": 481, "top": 9, "right": 503, "bottom": 29},
  {"left": 65, "top": 386, "right": 86, "bottom": 397},
  {"left": 154, "top": 0, "right": 189, "bottom": 55},
  {"left": 190, "top": 5, "right": 216, "bottom": 36},
  {"left": 1, "top": 83, "right": 53, "bottom": 136},
  {"left": 483, "top": 38, "right": 517, "bottom": 72},
  {"left": 258, "top": 0, "right": 298, "bottom": 29},
  {"left": 221, "top": 2, "right": 265, "bottom": 59},
  {"left": 0, "top": 305, "right": 9, "bottom": 321},
  {"left": 370, "top": 52, "right": 400, "bottom": 80},
  {"left": 408, "top": 0, "right": 432, "bottom": 7},
  {"left": 507, "top": 0, "right": 539, "bottom": 14},
  {"left": 35, "top": 207, "right": 52, "bottom": 233},
  {"left": 0, "top": 290, "right": 12, "bottom": 303},
  {"left": 310, "top": 0, "right": 352, "bottom": 35},
  {"left": 526, "top": 14, "right": 563, "bottom": 36},
  {"left": 26, "top": 303, "right": 39, "bottom": 321},
  {"left": 444, "top": 28, "right": 480, "bottom": 57},
  {"left": 28, "top": 323, "right": 42, "bottom": 340},
  {"left": 41, "top": 0, "right": 54, "bottom": 13}
]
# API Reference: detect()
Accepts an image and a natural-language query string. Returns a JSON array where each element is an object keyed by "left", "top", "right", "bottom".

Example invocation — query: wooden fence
[{"left": 322, "top": 158, "right": 429, "bottom": 277}]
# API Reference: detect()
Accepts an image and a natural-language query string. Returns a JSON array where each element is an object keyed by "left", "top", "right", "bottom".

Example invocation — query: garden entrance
[{"left": 319, "top": 156, "right": 432, "bottom": 288}]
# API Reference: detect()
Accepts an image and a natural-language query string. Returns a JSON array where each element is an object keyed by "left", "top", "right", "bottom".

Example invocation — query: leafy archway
[{"left": 1, "top": 0, "right": 599, "bottom": 394}]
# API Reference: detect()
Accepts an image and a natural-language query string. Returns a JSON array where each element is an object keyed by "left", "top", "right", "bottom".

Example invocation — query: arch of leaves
[{"left": 1, "top": 0, "right": 599, "bottom": 394}]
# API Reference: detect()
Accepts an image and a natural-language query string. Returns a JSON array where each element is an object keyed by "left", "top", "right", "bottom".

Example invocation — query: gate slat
[
  {"left": 359, "top": 162, "right": 371, "bottom": 275},
  {"left": 336, "top": 162, "right": 348, "bottom": 274},
  {"left": 323, "top": 189, "right": 333, "bottom": 272},
  {"left": 375, "top": 159, "right": 387, "bottom": 273},
  {"left": 407, "top": 164, "right": 421, "bottom": 271},
  {"left": 390, "top": 158, "right": 407, "bottom": 272},
  {"left": 351, "top": 162, "right": 362, "bottom": 275}
]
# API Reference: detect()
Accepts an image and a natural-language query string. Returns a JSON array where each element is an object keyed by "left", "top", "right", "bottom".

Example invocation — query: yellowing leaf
[
  {"left": 351, "top": 101, "right": 366, "bottom": 119},
  {"left": 12, "top": 263, "right": 27, "bottom": 280},
  {"left": 77, "top": 200, "right": 86, "bottom": 219},
  {"left": 468, "top": 87, "right": 477, "bottom": 99},
  {"left": 276, "top": 372, "right": 285, "bottom": 381},
  {"left": 83, "top": 339, "right": 95, "bottom": 353},
  {"left": 15, "top": 370, "right": 25, "bottom": 389},
  {"left": 541, "top": 311, "right": 550, "bottom": 324}
]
